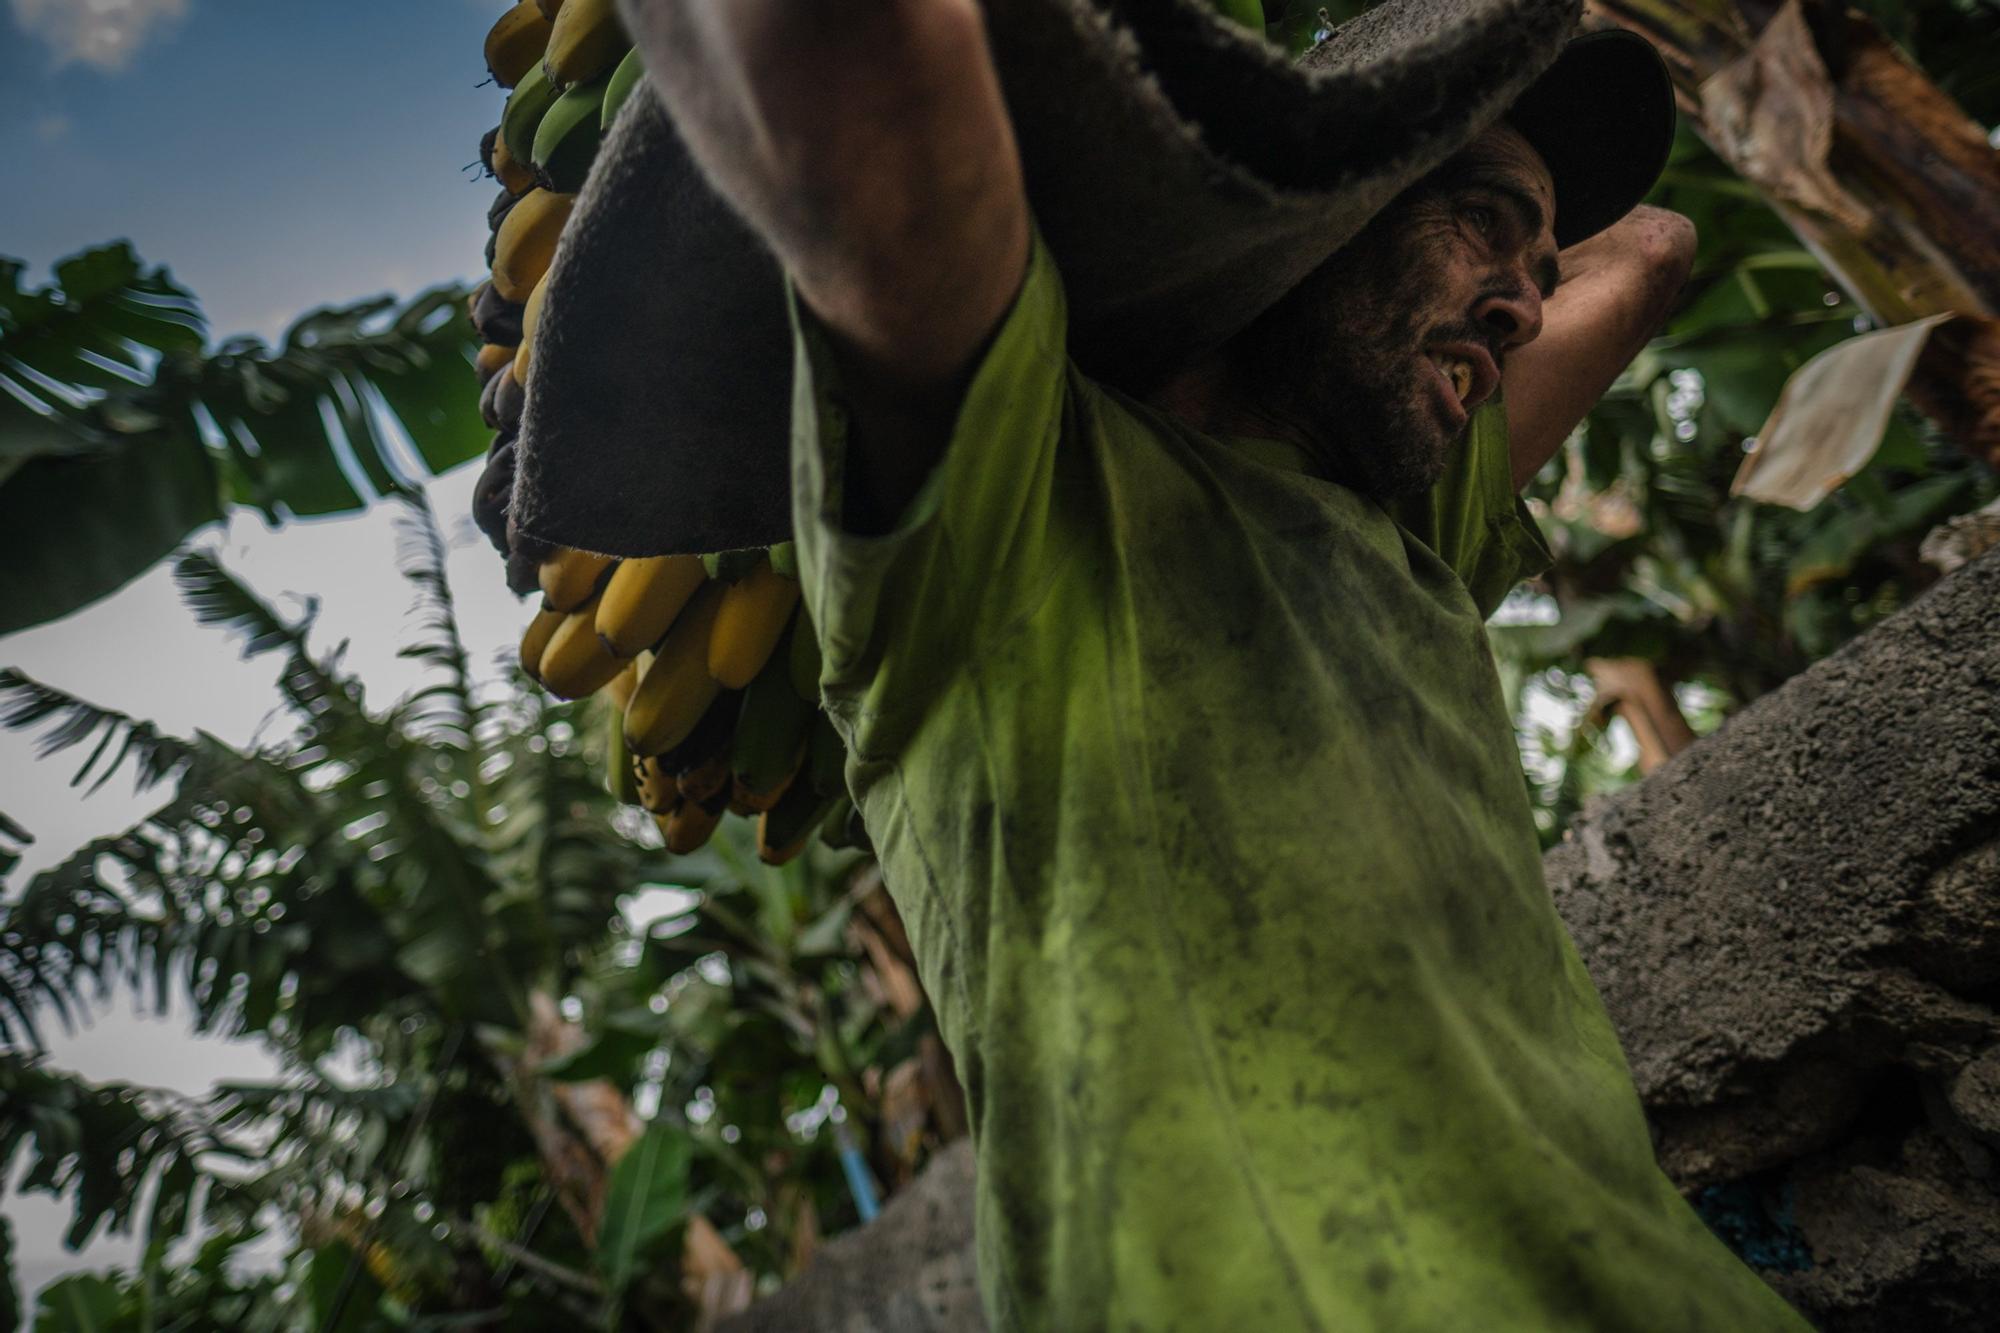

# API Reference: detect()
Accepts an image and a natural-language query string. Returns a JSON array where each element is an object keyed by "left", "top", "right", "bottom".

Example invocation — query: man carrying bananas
[{"left": 620, "top": 0, "right": 1813, "bottom": 1327}]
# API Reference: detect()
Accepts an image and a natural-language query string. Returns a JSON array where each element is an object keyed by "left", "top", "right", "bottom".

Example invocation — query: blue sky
[{"left": 2, "top": 0, "right": 502, "bottom": 343}]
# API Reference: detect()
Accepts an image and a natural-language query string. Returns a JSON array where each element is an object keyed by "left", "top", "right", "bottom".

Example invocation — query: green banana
[
  {"left": 767, "top": 541, "right": 798, "bottom": 578},
  {"left": 699, "top": 548, "right": 764, "bottom": 583},
  {"left": 807, "top": 711, "right": 846, "bottom": 798},
  {"left": 730, "top": 638, "right": 814, "bottom": 805},
  {"left": 758, "top": 772, "right": 835, "bottom": 866},
  {"left": 532, "top": 72, "right": 610, "bottom": 194},
  {"left": 601, "top": 47, "right": 645, "bottom": 131},
  {"left": 501, "top": 60, "right": 560, "bottom": 168},
  {"left": 789, "top": 602, "right": 821, "bottom": 702},
  {"left": 818, "top": 794, "right": 863, "bottom": 851},
  {"left": 606, "top": 706, "right": 639, "bottom": 804}
]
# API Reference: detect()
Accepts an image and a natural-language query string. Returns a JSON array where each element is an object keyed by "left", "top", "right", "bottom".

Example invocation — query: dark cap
[{"left": 1505, "top": 29, "right": 1678, "bottom": 247}]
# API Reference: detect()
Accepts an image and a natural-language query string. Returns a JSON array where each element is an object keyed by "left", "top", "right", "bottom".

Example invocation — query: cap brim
[{"left": 1506, "top": 29, "right": 1677, "bottom": 248}]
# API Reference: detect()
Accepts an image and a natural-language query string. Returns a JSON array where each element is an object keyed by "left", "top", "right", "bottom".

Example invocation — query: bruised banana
[
  {"left": 660, "top": 787, "right": 727, "bottom": 855},
  {"left": 532, "top": 74, "right": 608, "bottom": 194},
  {"left": 625, "top": 584, "right": 725, "bottom": 756},
  {"left": 540, "top": 547, "right": 615, "bottom": 613},
  {"left": 655, "top": 688, "right": 738, "bottom": 775},
  {"left": 595, "top": 554, "right": 705, "bottom": 658},
  {"left": 709, "top": 559, "right": 802, "bottom": 689},
  {"left": 492, "top": 188, "right": 574, "bottom": 303},
  {"left": 600, "top": 47, "right": 644, "bottom": 130},
  {"left": 501, "top": 61, "right": 560, "bottom": 168},
  {"left": 633, "top": 752, "right": 679, "bottom": 815},
  {"left": 543, "top": 0, "right": 626, "bottom": 89},
  {"left": 539, "top": 595, "right": 626, "bottom": 699},
  {"left": 471, "top": 282, "right": 525, "bottom": 347},
  {"left": 519, "top": 605, "right": 565, "bottom": 682},
  {"left": 485, "top": 0, "right": 552, "bottom": 89}
]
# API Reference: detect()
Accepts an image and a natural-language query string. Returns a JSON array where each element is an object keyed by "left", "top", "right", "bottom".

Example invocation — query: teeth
[{"left": 1430, "top": 353, "right": 1474, "bottom": 402}]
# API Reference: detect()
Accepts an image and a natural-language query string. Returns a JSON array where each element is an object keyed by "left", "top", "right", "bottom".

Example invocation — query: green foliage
[
  {"left": 596, "top": 1124, "right": 692, "bottom": 1297},
  {"left": 0, "top": 245, "right": 488, "bottom": 636},
  {"left": 1497, "top": 124, "right": 1999, "bottom": 840},
  {"left": 0, "top": 500, "right": 943, "bottom": 1327}
]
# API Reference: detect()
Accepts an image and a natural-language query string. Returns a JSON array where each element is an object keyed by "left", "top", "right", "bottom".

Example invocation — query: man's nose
[{"left": 1474, "top": 280, "right": 1543, "bottom": 350}]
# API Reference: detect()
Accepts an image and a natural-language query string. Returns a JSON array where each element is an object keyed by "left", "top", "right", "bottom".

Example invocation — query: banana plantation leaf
[
  {"left": 32, "top": 1274, "right": 122, "bottom": 1331},
  {"left": 595, "top": 1121, "right": 693, "bottom": 1295},
  {"left": 1734, "top": 313, "right": 1955, "bottom": 508},
  {"left": 0, "top": 244, "right": 487, "bottom": 636},
  {"left": 0, "top": 427, "right": 221, "bottom": 635}
]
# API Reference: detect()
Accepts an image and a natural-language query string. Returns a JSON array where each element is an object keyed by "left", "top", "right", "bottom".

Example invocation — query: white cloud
[
  {"left": 33, "top": 111, "right": 71, "bottom": 141},
  {"left": 11, "top": 0, "right": 190, "bottom": 72}
]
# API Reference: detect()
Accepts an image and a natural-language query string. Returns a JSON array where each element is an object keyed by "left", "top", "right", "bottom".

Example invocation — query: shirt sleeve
[
  {"left": 1385, "top": 396, "right": 1552, "bottom": 619},
  {"left": 787, "top": 231, "right": 1077, "bottom": 736}
]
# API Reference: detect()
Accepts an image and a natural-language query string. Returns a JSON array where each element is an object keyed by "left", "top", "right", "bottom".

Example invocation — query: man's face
[{"left": 1234, "top": 124, "right": 1560, "bottom": 498}]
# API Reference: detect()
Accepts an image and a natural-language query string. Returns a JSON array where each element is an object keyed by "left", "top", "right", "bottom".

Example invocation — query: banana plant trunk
[{"left": 1587, "top": 0, "right": 2000, "bottom": 465}]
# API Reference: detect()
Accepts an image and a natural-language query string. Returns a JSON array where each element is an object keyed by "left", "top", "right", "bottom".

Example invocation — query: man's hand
[
  {"left": 1501, "top": 205, "right": 1697, "bottom": 489},
  {"left": 625, "top": 0, "right": 1031, "bottom": 532}
]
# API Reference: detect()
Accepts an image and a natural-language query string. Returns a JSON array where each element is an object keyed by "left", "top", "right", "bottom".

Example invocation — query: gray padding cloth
[{"left": 510, "top": 0, "right": 1581, "bottom": 560}]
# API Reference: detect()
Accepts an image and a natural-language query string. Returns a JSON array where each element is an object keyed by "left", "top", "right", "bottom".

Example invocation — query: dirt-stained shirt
[{"left": 788, "top": 234, "right": 1812, "bottom": 1332}]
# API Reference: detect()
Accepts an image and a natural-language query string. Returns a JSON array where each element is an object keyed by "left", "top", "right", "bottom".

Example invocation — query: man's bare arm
[
  {"left": 1501, "top": 206, "right": 1697, "bottom": 490},
  {"left": 626, "top": 0, "right": 1031, "bottom": 532}
]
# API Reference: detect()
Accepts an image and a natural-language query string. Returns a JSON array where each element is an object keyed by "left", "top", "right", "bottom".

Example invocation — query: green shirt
[{"left": 789, "top": 236, "right": 1810, "bottom": 1332}]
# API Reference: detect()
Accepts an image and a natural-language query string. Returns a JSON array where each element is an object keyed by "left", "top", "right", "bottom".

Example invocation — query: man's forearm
[
  {"left": 1502, "top": 205, "right": 1697, "bottom": 488},
  {"left": 621, "top": 0, "right": 1028, "bottom": 383}
]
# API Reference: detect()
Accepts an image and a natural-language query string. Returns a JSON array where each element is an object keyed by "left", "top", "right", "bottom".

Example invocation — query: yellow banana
[
  {"left": 708, "top": 559, "right": 802, "bottom": 689},
  {"left": 539, "top": 547, "right": 614, "bottom": 613},
  {"left": 491, "top": 189, "right": 574, "bottom": 304},
  {"left": 513, "top": 271, "right": 549, "bottom": 386},
  {"left": 538, "top": 595, "right": 626, "bottom": 699},
  {"left": 595, "top": 554, "right": 706, "bottom": 658},
  {"left": 604, "top": 660, "right": 639, "bottom": 711},
  {"left": 519, "top": 605, "right": 565, "bottom": 682},
  {"left": 543, "top": 0, "right": 626, "bottom": 89},
  {"left": 484, "top": 0, "right": 553, "bottom": 89},
  {"left": 535, "top": 0, "right": 565, "bottom": 18},
  {"left": 489, "top": 131, "right": 537, "bottom": 197},
  {"left": 625, "top": 585, "right": 725, "bottom": 756}
]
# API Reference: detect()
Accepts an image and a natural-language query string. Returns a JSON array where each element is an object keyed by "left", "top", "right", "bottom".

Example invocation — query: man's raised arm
[
  {"left": 625, "top": 0, "right": 1032, "bottom": 532},
  {"left": 1502, "top": 205, "right": 1696, "bottom": 490}
]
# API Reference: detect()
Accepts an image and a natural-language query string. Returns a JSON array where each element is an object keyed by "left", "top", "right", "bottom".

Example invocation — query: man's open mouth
[{"left": 1423, "top": 343, "right": 1499, "bottom": 410}]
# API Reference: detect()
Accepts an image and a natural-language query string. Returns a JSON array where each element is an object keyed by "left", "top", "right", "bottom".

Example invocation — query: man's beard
[{"left": 1232, "top": 218, "right": 1472, "bottom": 500}]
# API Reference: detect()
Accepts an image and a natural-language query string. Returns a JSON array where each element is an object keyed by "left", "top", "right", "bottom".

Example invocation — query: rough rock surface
[
  {"left": 714, "top": 1140, "right": 982, "bottom": 1333},
  {"left": 718, "top": 548, "right": 2000, "bottom": 1331},
  {"left": 1546, "top": 546, "right": 2000, "bottom": 1328}
]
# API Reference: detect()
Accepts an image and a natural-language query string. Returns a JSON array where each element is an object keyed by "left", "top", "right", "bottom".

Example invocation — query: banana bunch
[
  {"left": 470, "top": 8, "right": 860, "bottom": 865},
  {"left": 515, "top": 544, "right": 855, "bottom": 864}
]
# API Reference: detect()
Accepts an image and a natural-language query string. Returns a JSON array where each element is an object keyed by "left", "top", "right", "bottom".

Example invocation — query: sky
[
  {"left": 2, "top": 0, "right": 501, "bottom": 345},
  {"left": 0, "top": 0, "right": 533, "bottom": 1310}
]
